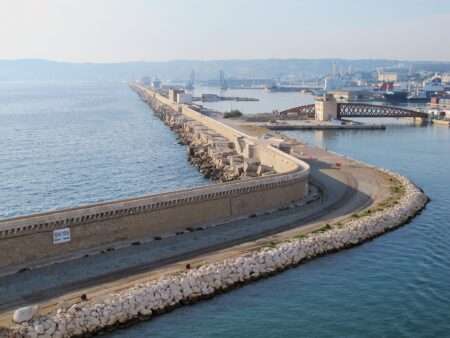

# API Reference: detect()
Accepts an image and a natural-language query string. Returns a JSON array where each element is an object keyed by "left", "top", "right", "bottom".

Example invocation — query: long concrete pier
[{"left": 0, "top": 84, "right": 310, "bottom": 274}]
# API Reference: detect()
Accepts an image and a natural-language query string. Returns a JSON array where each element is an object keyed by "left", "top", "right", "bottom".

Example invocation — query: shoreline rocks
[
  {"left": 3, "top": 168, "right": 428, "bottom": 338},
  {"left": 142, "top": 93, "right": 272, "bottom": 182},
  {"left": 149, "top": 95, "right": 243, "bottom": 182},
  {"left": 12, "top": 307, "right": 39, "bottom": 325}
]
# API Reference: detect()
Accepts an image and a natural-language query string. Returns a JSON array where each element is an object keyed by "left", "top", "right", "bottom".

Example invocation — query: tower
[
  {"left": 186, "top": 70, "right": 195, "bottom": 90},
  {"left": 219, "top": 70, "right": 228, "bottom": 90},
  {"left": 332, "top": 62, "right": 337, "bottom": 78},
  {"left": 190, "top": 70, "right": 195, "bottom": 86}
]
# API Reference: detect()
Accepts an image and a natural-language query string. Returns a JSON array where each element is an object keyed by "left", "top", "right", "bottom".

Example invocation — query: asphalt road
[{"left": 0, "top": 143, "right": 386, "bottom": 315}]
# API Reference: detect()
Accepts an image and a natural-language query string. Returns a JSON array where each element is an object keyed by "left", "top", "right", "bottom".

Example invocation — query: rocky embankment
[
  {"left": 2, "top": 170, "right": 428, "bottom": 338},
  {"left": 144, "top": 95, "right": 273, "bottom": 182}
]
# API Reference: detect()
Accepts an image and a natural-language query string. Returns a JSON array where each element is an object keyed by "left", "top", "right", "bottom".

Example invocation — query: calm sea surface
[
  {"left": 108, "top": 88, "right": 450, "bottom": 338},
  {"left": 0, "top": 81, "right": 208, "bottom": 219},
  {"left": 2, "top": 83, "right": 450, "bottom": 337}
]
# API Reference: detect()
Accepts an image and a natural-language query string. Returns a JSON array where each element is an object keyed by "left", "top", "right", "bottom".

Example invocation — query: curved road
[{"left": 0, "top": 140, "right": 391, "bottom": 323}]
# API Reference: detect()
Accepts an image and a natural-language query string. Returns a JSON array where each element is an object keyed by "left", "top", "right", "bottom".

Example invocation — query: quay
[
  {"left": 242, "top": 121, "right": 386, "bottom": 131},
  {"left": 266, "top": 124, "right": 386, "bottom": 130},
  {"left": 432, "top": 119, "right": 450, "bottom": 127},
  {"left": 192, "top": 93, "right": 259, "bottom": 102},
  {"left": 0, "top": 83, "right": 428, "bottom": 338}
]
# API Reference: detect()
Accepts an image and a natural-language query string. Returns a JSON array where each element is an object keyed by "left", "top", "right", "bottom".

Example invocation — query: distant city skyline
[{"left": 1, "top": 0, "right": 449, "bottom": 63}]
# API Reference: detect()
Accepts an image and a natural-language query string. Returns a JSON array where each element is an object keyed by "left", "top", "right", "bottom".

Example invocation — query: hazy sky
[{"left": 0, "top": 0, "right": 449, "bottom": 62}]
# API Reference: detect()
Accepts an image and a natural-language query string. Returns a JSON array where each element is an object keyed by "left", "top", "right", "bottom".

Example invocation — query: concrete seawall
[
  {"left": 1, "top": 168, "right": 428, "bottom": 338},
  {"left": 0, "top": 84, "right": 310, "bottom": 273}
]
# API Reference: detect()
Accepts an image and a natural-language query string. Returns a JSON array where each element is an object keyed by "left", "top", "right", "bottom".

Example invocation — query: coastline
[
  {"left": 0, "top": 85, "right": 430, "bottom": 338},
  {"left": 2, "top": 166, "right": 428, "bottom": 338}
]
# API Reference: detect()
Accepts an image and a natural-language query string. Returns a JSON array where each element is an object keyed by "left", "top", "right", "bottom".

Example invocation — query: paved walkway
[{"left": 0, "top": 123, "right": 392, "bottom": 326}]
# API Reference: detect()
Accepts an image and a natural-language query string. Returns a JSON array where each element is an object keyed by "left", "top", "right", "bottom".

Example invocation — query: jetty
[
  {"left": 0, "top": 84, "right": 310, "bottom": 274},
  {"left": 0, "top": 83, "right": 428, "bottom": 338}
]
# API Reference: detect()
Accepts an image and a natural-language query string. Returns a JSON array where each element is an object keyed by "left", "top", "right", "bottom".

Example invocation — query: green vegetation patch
[
  {"left": 224, "top": 110, "right": 243, "bottom": 119},
  {"left": 312, "top": 224, "right": 332, "bottom": 234},
  {"left": 262, "top": 241, "right": 278, "bottom": 248}
]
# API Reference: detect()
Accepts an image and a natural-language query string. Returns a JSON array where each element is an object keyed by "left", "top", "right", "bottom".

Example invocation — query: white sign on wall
[{"left": 53, "top": 228, "right": 71, "bottom": 244}]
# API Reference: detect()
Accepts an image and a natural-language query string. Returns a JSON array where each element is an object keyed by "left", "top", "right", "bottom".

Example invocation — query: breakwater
[
  {"left": 0, "top": 84, "right": 309, "bottom": 274},
  {"left": 2, "top": 168, "right": 428, "bottom": 338},
  {"left": 145, "top": 92, "right": 271, "bottom": 181}
]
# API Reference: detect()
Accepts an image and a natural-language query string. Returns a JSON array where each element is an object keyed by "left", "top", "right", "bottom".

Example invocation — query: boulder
[{"left": 13, "top": 305, "right": 39, "bottom": 323}]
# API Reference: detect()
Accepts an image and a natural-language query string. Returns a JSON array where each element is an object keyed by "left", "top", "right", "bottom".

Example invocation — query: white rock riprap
[{"left": 4, "top": 170, "right": 427, "bottom": 338}]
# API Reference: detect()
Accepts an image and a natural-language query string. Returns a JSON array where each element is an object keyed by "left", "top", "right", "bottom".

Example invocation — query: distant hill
[{"left": 1, "top": 58, "right": 450, "bottom": 82}]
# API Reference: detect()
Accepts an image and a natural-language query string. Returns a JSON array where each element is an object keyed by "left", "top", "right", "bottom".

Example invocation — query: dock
[{"left": 432, "top": 119, "right": 450, "bottom": 127}]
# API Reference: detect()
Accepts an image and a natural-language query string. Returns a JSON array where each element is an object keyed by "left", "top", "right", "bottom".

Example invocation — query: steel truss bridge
[
  {"left": 278, "top": 103, "right": 428, "bottom": 120},
  {"left": 276, "top": 104, "right": 316, "bottom": 119}
]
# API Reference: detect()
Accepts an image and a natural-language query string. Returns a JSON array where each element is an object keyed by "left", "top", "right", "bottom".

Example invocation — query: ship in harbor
[
  {"left": 379, "top": 75, "right": 446, "bottom": 103},
  {"left": 265, "top": 84, "right": 303, "bottom": 92},
  {"left": 407, "top": 90, "right": 429, "bottom": 103},
  {"left": 383, "top": 90, "right": 409, "bottom": 102},
  {"left": 380, "top": 81, "right": 408, "bottom": 102}
]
